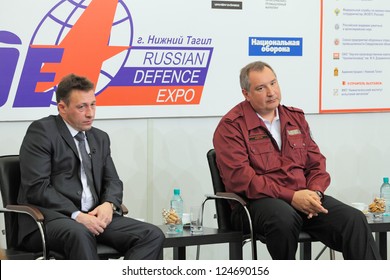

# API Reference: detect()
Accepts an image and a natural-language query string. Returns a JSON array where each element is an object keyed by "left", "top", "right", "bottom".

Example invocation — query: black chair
[
  {"left": 0, "top": 155, "right": 128, "bottom": 260},
  {"left": 201, "top": 149, "right": 334, "bottom": 260}
]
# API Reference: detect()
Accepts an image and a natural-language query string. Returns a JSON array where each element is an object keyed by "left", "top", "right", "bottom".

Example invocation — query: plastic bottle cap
[
  {"left": 384, "top": 177, "right": 389, "bottom": 184},
  {"left": 174, "top": 189, "right": 180, "bottom": 195}
]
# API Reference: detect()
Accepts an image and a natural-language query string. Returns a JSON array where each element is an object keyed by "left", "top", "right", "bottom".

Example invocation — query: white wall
[{"left": 1, "top": 111, "right": 389, "bottom": 259}]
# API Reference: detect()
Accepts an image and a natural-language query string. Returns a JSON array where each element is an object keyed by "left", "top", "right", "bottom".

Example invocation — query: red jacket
[{"left": 213, "top": 101, "right": 330, "bottom": 203}]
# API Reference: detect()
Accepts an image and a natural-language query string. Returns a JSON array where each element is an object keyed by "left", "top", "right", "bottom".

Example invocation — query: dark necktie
[{"left": 75, "top": 132, "right": 95, "bottom": 191}]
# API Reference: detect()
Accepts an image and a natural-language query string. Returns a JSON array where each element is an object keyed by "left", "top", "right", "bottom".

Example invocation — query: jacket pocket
[
  {"left": 286, "top": 136, "right": 307, "bottom": 164},
  {"left": 248, "top": 142, "right": 279, "bottom": 172}
]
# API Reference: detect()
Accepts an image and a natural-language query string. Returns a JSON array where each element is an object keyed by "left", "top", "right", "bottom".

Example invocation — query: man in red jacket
[{"left": 213, "top": 61, "right": 380, "bottom": 259}]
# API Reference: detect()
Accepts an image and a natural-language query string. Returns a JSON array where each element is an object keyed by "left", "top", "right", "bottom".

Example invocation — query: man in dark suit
[{"left": 17, "top": 73, "right": 165, "bottom": 259}]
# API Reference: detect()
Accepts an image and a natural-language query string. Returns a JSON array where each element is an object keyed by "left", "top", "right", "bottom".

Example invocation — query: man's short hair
[
  {"left": 239, "top": 61, "right": 276, "bottom": 91},
  {"left": 56, "top": 74, "right": 94, "bottom": 104}
]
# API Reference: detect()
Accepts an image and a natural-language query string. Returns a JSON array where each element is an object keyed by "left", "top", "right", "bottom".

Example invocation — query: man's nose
[
  {"left": 266, "top": 86, "right": 274, "bottom": 95},
  {"left": 85, "top": 105, "right": 94, "bottom": 116}
]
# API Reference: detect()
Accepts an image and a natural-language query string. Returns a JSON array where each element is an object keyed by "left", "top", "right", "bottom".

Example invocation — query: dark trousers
[
  {"left": 22, "top": 214, "right": 165, "bottom": 260},
  {"left": 232, "top": 195, "right": 381, "bottom": 260}
]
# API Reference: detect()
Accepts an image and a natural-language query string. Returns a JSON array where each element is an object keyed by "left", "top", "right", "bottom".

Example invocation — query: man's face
[
  {"left": 242, "top": 66, "right": 281, "bottom": 117},
  {"left": 58, "top": 89, "right": 96, "bottom": 131}
]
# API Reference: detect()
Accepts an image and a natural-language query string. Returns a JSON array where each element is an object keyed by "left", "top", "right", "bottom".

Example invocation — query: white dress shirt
[{"left": 257, "top": 108, "right": 282, "bottom": 150}]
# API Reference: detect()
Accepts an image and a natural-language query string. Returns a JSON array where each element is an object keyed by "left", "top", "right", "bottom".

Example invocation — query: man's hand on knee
[
  {"left": 75, "top": 212, "right": 107, "bottom": 235},
  {"left": 291, "top": 189, "right": 328, "bottom": 218}
]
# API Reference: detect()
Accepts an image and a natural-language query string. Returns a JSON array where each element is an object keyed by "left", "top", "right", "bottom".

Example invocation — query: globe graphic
[{"left": 30, "top": 0, "right": 133, "bottom": 105}]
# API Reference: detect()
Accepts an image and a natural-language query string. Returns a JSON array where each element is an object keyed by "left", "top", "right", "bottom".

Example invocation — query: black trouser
[
  {"left": 232, "top": 195, "right": 381, "bottom": 260},
  {"left": 22, "top": 214, "right": 165, "bottom": 260}
]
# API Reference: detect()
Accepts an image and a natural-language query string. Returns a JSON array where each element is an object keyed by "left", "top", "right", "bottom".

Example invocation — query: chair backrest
[
  {"left": 0, "top": 155, "right": 21, "bottom": 249},
  {"left": 206, "top": 149, "right": 233, "bottom": 230}
]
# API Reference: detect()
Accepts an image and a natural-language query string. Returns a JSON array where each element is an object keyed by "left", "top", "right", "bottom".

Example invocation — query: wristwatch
[{"left": 315, "top": 191, "right": 323, "bottom": 200}]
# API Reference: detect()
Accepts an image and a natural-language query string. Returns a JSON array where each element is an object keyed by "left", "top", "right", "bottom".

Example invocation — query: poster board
[{"left": 0, "top": 0, "right": 389, "bottom": 120}]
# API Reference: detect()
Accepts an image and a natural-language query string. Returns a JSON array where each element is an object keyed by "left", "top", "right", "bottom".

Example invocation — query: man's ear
[
  {"left": 57, "top": 101, "right": 66, "bottom": 113},
  {"left": 242, "top": 89, "right": 249, "bottom": 100}
]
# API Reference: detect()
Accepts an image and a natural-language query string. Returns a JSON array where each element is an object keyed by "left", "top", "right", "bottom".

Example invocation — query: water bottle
[
  {"left": 380, "top": 177, "right": 390, "bottom": 216},
  {"left": 170, "top": 188, "right": 184, "bottom": 233}
]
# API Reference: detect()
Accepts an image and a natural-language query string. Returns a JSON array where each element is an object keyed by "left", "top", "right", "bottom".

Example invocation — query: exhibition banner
[{"left": 0, "top": 0, "right": 389, "bottom": 120}]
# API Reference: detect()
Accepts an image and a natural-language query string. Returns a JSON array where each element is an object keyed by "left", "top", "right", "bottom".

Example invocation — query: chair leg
[
  {"left": 314, "top": 245, "right": 336, "bottom": 260},
  {"left": 196, "top": 245, "right": 200, "bottom": 260},
  {"left": 243, "top": 238, "right": 257, "bottom": 260},
  {"left": 252, "top": 241, "right": 257, "bottom": 260},
  {"left": 329, "top": 248, "right": 335, "bottom": 260},
  {"left": 314, "top": 245, "right": 328, "bottom": 260},
  {"left": 300, "top": 241, "right": 312, "bottom": 260},
  {"left": 195, "top": 197, "right": 209, "bottom": 261}
]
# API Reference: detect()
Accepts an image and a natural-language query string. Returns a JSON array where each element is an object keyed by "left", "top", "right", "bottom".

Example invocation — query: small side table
[
  {"left": 367, "top": 215, "right": 390, "bottom": 260},
  {"left": 159, "top": 225, "right": 243, "bottom": 260}
]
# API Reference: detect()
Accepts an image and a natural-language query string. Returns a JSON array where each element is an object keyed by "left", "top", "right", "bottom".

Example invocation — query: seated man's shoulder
[
  {"left": 34, "top": 115, "right": 56, "bottom": 122},
  {"left": 29, "top": 115, "right": 57, "bottom": 129},
  {"left": 223, "top": 102, "right": 246, "bottom": 122},
  {"left": 282, "top": 105, "right": 304, "bottom": 114},
  {"left": 89, "top": 126, "right": 109, "bottom": 138}
]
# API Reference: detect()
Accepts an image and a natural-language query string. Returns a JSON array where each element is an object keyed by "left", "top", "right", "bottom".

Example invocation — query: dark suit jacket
[{"left": 17, "top": 115, "right": 123, "bottom": 242}]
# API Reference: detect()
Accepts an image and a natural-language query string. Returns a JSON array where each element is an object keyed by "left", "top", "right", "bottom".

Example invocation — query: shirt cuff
[{"left": 71, "top": 211, "right": 81, "bottom": 220}]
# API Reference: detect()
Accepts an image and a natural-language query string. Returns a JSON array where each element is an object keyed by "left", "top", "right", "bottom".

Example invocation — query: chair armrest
[
  {"left": 120, "top": 204, "right": 128, "bottom": 215},
  {"left": 1, "top": 203, "right": 128, "bottom": 259},
  {"left": 203, "top": 191, "right": 257, "bottom": 259},
  {"left": 215, "top": 192, "right": 248, "bottom": 206},
  {"left": 0, "top": 204, "right": 48, "bottom": 259},
  {"left": 5, "top": 204, "right": 44, "bottom": 221},
  {"left": 205, "top": 192, "right": 248, "bottom": 207}
]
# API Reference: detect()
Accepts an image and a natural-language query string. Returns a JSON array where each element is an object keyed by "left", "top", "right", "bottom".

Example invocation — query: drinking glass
[{"left": 190, "top": 206, "right": 203, "bottom": 235}]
